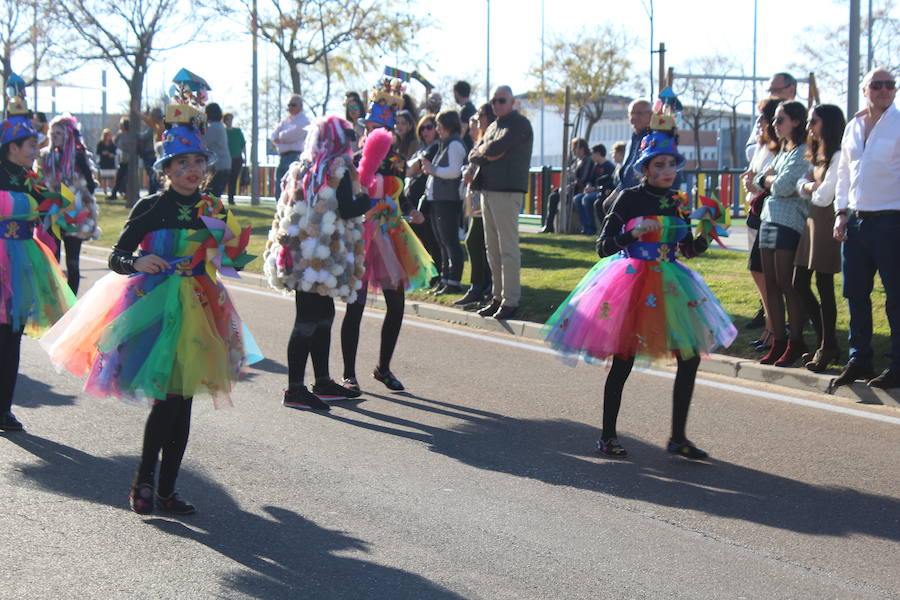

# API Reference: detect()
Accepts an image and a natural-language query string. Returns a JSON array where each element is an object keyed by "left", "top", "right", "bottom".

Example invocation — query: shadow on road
[
  {"left": 330, "top": 391, "right": 900, "bottom": 543},
  {"left": 14, "top": 374, "right": 79, "bottom": 408},
  {"left": 4, "top": 433, "right": 463, "bottom": 599}
]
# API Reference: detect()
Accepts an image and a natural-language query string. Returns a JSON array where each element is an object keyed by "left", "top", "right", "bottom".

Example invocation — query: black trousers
[
  {"left": 0, "top": 325, "right": 24, "bottom": 414},
  {"left": 429, "top": 201, "right": 465, "bottom": 283},
  {"left": 287, "top": 291, "right": 335, "bottom": 388},
  {"left": 208, "top": 169, "right": 231, "bottom": 199},
  {"left": 227, "top": 157, "right": 244, "bottom": 203},
  {"left": 465, "top": 216, "right": 491, "bottom": 293},
  {"left": 111, "top": 162, "right": 128, "bottom": 198},
  {"left": 52, "top": 235, "right": 83, "bottom": 295},
  {"left": 137, "top": 396, "right": 193, "bottom": 498},
  {"left": 410, "top": 202, "right": 442, "bottom": 271},
  {"left": 341, "top": 286, "right": 405, "bottom": 379}
]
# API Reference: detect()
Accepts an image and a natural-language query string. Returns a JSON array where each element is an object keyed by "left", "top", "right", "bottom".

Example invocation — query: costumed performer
[
  {"left": 340, "top": 78, "right": 436, "bottom": 392},
  {"left": 0, "top": 77, "right": 77, "bottom": 431},
  {"left": 542, "top": 99, "right": 737, "bottom": 460},
  {"left": 264, "top": 115, "right": 371, "bottom": 411},
  {"left": 38, "top": 113, "right": 100, "bottom": 294},
  {"left": 42, "top": 71, "right": 260, "bottom": 515}
]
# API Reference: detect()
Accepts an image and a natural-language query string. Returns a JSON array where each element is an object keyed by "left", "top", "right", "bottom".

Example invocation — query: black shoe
[
  {"left": 538, "top": 225, "right": 555, "bottom": 234},
  {"left": 373, "top": 367, "right": 404, "bottom": 391},
  {"left": 312, "top": 379, "right": 361, "bottom": 400},
  {"left": 0, "top": 411, "right": 23, "bottom": 431},
  {"left": 434, "top": 283, "right": 465, "bottom": 296},
  {"left": 340, "top": 377, "right": 361, "bottom": 393},
  {"left": 745, "top": 307, "right": 766, "bottom": 330},
  {"left": 596, "top": 437, "right": 628, "bottom": 458},
  {"left": 155, "top": 492, "right": 196, "bottom": 515},
  {"left": 832, "top": 361, "right": 876, "bottom": 388},
  {"left": 477, "top": 300, "right": 501, "bottom": 317},
  {"left": 453, "top": 290, "right": 484, "bottom": 306},
  {"left": 129, "top": 482, "right": 154, "bottom": 514},
  {"left": 491, "top": 305, "right": 518, "bottom": 320},
  {"left": 867, "top": 368, "right": 900, "bottom": 389},
  {"left": 667, "top": 439, "right": 709, "bottom": 460},
  {"left": 282, "top": 387, "right": 331, "bottom": 411}
]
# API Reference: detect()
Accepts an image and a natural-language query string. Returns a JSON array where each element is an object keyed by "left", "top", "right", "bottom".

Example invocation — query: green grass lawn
[{"left": 94, "top": 196, "right": 890, "bottom": 368}]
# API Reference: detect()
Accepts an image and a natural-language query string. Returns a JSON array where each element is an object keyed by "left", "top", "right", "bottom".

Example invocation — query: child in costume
[
  {"left": 543, "top": 97, "right": 736, "bottom": 460},
  {"left": 264, "top": 115, "right": 371, "bottom": 411},
  {"left": 0, "top": 77, "right": 77, "bottom": 431},
  {"left": 339, "top": 78, "right": 436, "bottom": 392},
  {"left": 42, "top": 71, "right": 259, "bottom": 514},
  {"left": 38, "top": 113, "right": 100, "bottom": 293}
]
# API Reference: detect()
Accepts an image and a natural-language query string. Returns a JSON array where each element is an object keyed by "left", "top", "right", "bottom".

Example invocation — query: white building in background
[{"left": 517, "top": 94, "right": 753, "bottom": 171}]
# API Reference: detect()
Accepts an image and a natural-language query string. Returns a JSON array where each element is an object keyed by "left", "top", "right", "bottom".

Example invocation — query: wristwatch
[{"left": 836, "top": 209, "right": 848, "bottom": 217}]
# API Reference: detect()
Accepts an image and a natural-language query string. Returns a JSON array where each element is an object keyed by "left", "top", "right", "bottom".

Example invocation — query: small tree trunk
[
  {"left": 289, "top": 60, "right": 301, "bottom": 95},
  {"left": 126, "top": 74, "right": 144, "bottom": 207}
]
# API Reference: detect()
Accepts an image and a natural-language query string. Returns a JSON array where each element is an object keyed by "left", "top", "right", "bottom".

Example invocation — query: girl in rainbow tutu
[
  {"left": 0, "top": 77, "right": 76, "bottom": 432},
  {"left": 42, "top": 71, "right": 259, "bottom": 515},
  {"left": 543, "top": 112, "right": 736, "bottom": 460}
]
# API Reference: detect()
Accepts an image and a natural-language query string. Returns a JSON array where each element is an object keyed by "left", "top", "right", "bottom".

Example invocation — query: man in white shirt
[
  {"left": 271, "top": 94, "right": 310, "bottom": 200},
  {"left": 832, "top": 67, "right": 900, "bottom": 388}
]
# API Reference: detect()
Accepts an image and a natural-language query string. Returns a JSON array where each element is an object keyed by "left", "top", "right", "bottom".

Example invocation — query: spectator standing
[
  {"left": 455, "top": 103, "right": 496, "bottom": 308},
  {"left": 140, "top": 107, "right": 165, "bottom": 194},
  {"left": 345, "top": 92, "right": 366, "bottom": 140},
  {"left": 393, "top": 110, "right": 420, "bottom": 160},
  {"left": 454, "top": 80, "right": 477, "bottom": 150},
  {"left": 468, "top": 85, "right": 533, "bottom": 320},
  {"left": 421, "top": 92, "right": 442, "bottom": 116},
  {"left": 224, "top": 112, "right": 246, "bottom": 205},
  {"left": 833, "top": 67, "right": 900, "bottom": 388},
  {"left": 753, "top": 101, "right": 810, "bottom": 366},
  {"left": 795, "top": 104, "right": 845, "bottom": 372},
  {"left": 741, "top": 98, "right": 782, "bottom": 348},
  {"left": 96, "top": 128, "right": 117, "bottom": 195},
  {"left": 421, "top": 110, "right": 467, "bottom": 295},
  {"left": 271, "top": 94, "right": 310, "bottom": 200},
  {"left": 204, "top": 102, "right": 231, "bottom": 198},
  {"left": 405, "top": 114, "right": 442, "bottom": 276},
  {"left": 746, "top": 73, "right": 797, "bottom": 161},
  {"left": 110, "top": 117, "right": 132, "bottom": 201}
]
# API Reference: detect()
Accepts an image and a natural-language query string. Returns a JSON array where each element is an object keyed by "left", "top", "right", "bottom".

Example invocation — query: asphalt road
[{"left": 2, "top": 258, "right": 899, "bottom": 600}]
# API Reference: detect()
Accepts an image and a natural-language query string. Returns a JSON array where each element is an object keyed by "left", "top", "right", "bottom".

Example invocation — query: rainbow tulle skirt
[
  {"left": 0, "top": 190, "right": 75, "bottom": 337},
  {"left": 42, "top": 228, "right": 260, "bottom": 407},
  {"left": 363, "top": 201, "right": 436, "bottom": 292},
  {"left": 542, "top": 215, "right": 737, "bottom": 364}
]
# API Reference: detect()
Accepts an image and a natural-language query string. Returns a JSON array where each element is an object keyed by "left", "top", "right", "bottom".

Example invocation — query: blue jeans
[
  {"left": 275, "top": 151, "right": 300, "bottom": 200},
  {"left": 574, "top": 191, "right": 600, "bottom": 234},
  {"left": 841, "top": 211, "right": 900, "bottom": 369}
]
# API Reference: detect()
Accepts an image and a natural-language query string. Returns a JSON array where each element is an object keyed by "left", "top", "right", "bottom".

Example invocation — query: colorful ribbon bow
[{"left": 188, "top": 209, "right": 255, "bottom": 278}]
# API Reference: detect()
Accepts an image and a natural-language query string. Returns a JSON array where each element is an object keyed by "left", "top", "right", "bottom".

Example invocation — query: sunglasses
[
  {"left": 490, "top": 97, "right": 508, "bottom": 105},
  {"left": 421, "top": 123, "right": 435, "bottom": 131},
  {"left": 869, "top": 80, "right": 896, "bottom": 91},
  {"left": 767, "top": 84, "right": 790, "bottom": 93},
  {"left": 287, "top": 103, "right": 298, "bottom": 107}
]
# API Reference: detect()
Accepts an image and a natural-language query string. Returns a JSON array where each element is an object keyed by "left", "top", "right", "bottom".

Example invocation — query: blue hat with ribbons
[
  {"left": 2, "top": 72, "right": 36, "bottom": 147},
  {"left": 632, "top": 131, "right": 686, "bottom": 175},
  {"left": 153, "top": 124, "right": 215, "bottom": 170}
]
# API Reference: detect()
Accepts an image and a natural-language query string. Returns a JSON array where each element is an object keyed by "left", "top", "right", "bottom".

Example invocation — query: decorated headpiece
[
  {"left": 632, "top": 131, "right": 686, "bottom": 174},
  {"left": 649, "top": 86, "right": 683, "bottom": 132},
  {"left": 363, "top": 76, "right": 404, "bottom": 129},
  {"left": 300, "top": 115, "right": 355, "bottom": 196},
  {"left": 2, "top": 72, "right": 37, "bottom": 147},
  {"left": 155, "top": 68, "right": 214, "bottom": 170},
  {"left": 44, "top": 114, "right": 83, "bottom": 183}
]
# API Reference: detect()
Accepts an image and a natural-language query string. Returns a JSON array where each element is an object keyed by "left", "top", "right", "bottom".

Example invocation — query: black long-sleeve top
[
  {"left": 597, "top": 182, "right": 708, "bottom": 259},
  {"left": 0, "top": 159, "right": 43, "bottom": 198}
]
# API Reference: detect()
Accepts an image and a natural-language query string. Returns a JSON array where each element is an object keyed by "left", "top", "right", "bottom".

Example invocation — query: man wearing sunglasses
[
  {"left": 468, "top": 85, "right": 533, "bottom": 320},
  {"left": 833, "top": 67, "right": 900, "bottom": 389},
  {"left": 746, "top": 72, "right": 797, "bottom": 162},
  {"left": 271, "top": 94, "right": 310, "bottom": 200}
]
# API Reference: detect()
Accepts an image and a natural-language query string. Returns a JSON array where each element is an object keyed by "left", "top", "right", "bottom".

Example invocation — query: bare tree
[
  {"left": 213, "top": 0, "right": 422, "bottom": 114},
  {"left": 793, "top": 0, "right": 900, "bottom": 104},
  {"left": 716, "top": 77, "right": 749, "bottom": 169},
  {"left": 55, "top": 0, "right": 208, "bottom": 205},
  {"left": 530, "top": 25, "right": 634, "bottom": 140},
  {"left": 674, "top": 55, "right": 735, "bottom": 170}
]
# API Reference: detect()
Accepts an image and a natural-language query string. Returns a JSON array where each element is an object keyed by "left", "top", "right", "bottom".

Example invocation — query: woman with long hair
[
  {"left": 393, "top": 110, "right": 420, "bottom": 160},
  {"left": 753, "top": 101, "right": 811, "bottom": 366},
  {"left": 38, "top": 114, "right": 99, "bottom": 294},
  {"left": 741, "top": 98, "right": 781, "bottom": 351},
  {"left": 96, "top": 128, "right": 117, "bottom": 195},
  {"left": 344, "top": 92, "right": 365, "bottom": 141},
  {"left": 404, "top": 113, "right": 442, "bottom": 275},
  {"left": 794, "top": 104, "right": 846, "bottom": 371}
]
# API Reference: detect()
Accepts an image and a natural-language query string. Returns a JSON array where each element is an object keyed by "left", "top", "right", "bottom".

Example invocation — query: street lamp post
[{"left": 485, "top": 0, "right": 491, "bottom": 100}]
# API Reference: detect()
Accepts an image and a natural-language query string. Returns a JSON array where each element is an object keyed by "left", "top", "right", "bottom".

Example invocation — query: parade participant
[
  {"left": 0, "top": 79, "right": 76, "bottom": 431},
  {"left": 43, "top": 71, "right": 259, "bottom": 515},
  {"left": 543, "top": 102, "right": 737, "bottom": 460},
  {"left": 340, "top": 77, "right": 435, "bottom": 392},
  {"left": 264, "top": 115, "right": 370, "bottom": 410},
  {"left": 38, "top": 113, "right": 100, "bottom": 294}
]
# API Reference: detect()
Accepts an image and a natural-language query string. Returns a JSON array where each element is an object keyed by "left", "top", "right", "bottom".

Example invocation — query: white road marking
[{"left": 79, "top": 256, "right": 900, "bottom": 426}]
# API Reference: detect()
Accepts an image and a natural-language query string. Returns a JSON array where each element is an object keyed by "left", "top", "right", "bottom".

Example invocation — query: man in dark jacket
[{"left": 468, "top": 85, "right": 533, "bottom": 320}]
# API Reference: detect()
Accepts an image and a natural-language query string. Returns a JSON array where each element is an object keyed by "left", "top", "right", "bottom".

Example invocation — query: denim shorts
[{"left": 758, "top": 221, "right": 801, "bottom": 251}]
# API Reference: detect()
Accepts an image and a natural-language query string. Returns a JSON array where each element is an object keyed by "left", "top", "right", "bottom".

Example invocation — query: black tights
[
  {"left": 341, "top": 287, "right": 405, "bottom": 379},
  {"left": 602, "top": 354, "right": 700, "bottom": 442},
  {"left": 137, "top": 396, "right": 193, "bottom": 498},
  {"left": 0, "top": 325, "right": 24, "bottom": 413},
  {"left": 793, "top": 267, "right": 837, "bottom": 349},
  {"left": 287, "top": 292, "right": 335, "bottom": 388},
  {"left": 761, "top": 248, "right": 805, "bottom": 342},
  {"left": 53, "top": 236, "right": 83, "bottom": 294}
]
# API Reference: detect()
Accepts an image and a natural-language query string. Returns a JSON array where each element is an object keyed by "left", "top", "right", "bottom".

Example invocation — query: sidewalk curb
[{"left": 81, "top": 243, "right": 900, "bottom": 410}]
